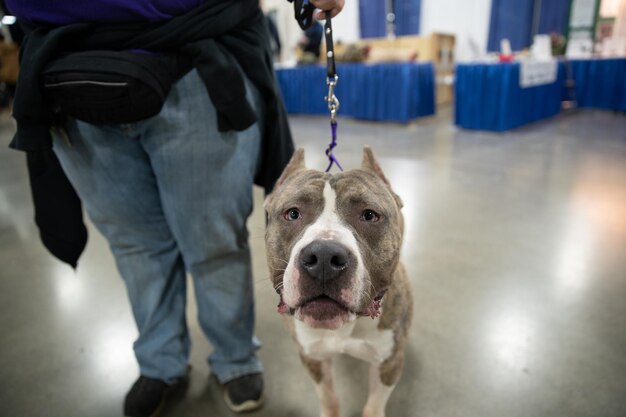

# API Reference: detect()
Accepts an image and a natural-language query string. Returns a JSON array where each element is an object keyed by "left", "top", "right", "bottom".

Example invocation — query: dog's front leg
[
  {"left": 300, "top": 353, "right": 340, "bottom": 417},
  {"left": 362, "top": 360, "right": 400, "bottom": 417}
]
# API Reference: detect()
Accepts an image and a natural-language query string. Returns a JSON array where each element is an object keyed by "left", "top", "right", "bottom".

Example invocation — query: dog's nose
[{"left": 299, "top": 240, "right": 350, "bottom": 283}]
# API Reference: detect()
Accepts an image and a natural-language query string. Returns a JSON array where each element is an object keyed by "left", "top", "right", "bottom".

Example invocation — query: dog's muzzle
[{"left": 275, "top": 239, "right": 385, "bottom": 328}]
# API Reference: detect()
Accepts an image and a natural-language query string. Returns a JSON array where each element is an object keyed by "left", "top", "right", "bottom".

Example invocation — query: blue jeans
[{"left": 52, "top": 69, "right": 263, "bottom": 384}]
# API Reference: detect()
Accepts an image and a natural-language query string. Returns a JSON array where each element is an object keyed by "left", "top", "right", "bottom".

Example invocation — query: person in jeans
[{"left": 6, "top": 0, "right": 345, "bottom": 416}]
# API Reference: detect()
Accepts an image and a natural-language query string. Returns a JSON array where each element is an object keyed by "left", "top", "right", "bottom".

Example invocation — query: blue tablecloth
[
  {"left": 567, "top": 58, "right": 626, "bottom": 112},
  {"left": 455, "top": 62, "right": 565, "bottom": 132},
  {"left": 276, "top": 62, "right": 435, "bottom": 123},
  {"left": 455, "top": 58, "right": 626, "bottom": 132}
]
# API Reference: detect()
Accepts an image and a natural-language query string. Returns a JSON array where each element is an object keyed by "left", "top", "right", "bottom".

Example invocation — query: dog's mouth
[
  {"left": 300, "top": 295, "right": 349, "bottom": 316},
  {"left": 295, "top": 295, "right": 351, "bottom": 329},
  {"left": 276, "top": 290, "right": 387, "bottom": 329}
]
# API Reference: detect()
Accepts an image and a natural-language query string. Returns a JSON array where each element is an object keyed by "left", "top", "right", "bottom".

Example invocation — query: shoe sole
[{"left": 223, "top": 392, "right": 264, "bottom": 413}]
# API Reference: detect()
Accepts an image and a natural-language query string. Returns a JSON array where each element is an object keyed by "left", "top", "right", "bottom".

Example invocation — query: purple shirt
[{"left": 6, "top": 0, "right": 206, "bottom": 25}]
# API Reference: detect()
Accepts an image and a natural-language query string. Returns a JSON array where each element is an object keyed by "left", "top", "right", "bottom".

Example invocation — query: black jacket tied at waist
[{"left": 10, "top": 0, "right": 294, "bottom": 267}]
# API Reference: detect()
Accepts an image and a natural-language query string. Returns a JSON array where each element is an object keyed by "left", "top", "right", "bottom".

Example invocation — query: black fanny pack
[{"left": 41, "top": 50, "right": 192, "bottom": 125}]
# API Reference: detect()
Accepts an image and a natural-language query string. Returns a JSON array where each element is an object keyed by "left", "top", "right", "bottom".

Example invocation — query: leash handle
[{"left": 324, "top": 13, "right": 336, "bottom": 80}]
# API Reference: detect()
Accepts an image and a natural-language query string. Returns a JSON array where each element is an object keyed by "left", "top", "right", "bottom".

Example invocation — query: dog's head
[{"left": 264, "top": 146, "right": 404, "bottom": 330}]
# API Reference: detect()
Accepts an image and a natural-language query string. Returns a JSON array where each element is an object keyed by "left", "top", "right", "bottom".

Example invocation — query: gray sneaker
[
  {"left": 223, "top": 373, "right": 264, "bottom": 413},
  {"left": 123, "top": 376, "right": 172, "bottom": 417}
]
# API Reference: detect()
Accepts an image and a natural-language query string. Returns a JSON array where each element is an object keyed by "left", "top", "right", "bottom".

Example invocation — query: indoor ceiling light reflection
[
  {"left": 554, "top": 165, "right": 626, "bottom": 300},
  {"left": 554, "top": 208, "right": 595, "bottom": 299},
  {"left": 381, "top": 158, "right": 422, "bottom": 256},
  {"left": 92, "top": 323, "right": 137, "bottom": 378},
  {"left": 0, "top": 189, "right": 33, "bottom": 241},
  {"left": 488, "top": 311, "right": 535, "bottom": 373},
  {"left": 52, "top": 263, "right": 84, "bottom": 312}
]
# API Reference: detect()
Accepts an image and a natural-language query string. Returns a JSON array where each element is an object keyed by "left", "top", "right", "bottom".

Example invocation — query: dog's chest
[{"left": 293, "top": 318, "right": 395, "bottom": 363}]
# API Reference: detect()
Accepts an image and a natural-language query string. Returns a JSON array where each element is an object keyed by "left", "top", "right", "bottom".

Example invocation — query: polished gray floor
[{"left": 1, "top": 108, "right": 625, "bottom": 417}]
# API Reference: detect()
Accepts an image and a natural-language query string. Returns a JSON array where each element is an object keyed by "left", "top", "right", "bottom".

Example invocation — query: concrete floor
[{"left": 1, "top": 108, "right": 625, "bottom": 417}]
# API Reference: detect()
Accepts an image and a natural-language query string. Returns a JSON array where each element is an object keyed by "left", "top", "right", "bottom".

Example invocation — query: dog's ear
[
  {"left": 274, "top": 148, "right": 306, "bottom": 189},
  {"left": 361, "top": 145, "right": 391, "bottom": 186},
  {"left": 361, "top": 145, "right": 404, "bottom": 209}
]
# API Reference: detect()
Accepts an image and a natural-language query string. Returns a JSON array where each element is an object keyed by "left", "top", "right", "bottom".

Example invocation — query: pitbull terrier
[{"left": 264, "top": 146, "right": 413, "bottom": 417}]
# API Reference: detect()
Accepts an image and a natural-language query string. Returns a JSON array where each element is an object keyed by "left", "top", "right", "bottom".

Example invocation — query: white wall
[
  {"left": 263, "top": 0, "right": 494, "bottom": 63},
  {"left": 613, "top": 0, "right": 626, "bottom": 38},
  {"left": 331, "top": 0, "right": 361, "bottom": 44},
  {"left": 343, "top": 0, "right": 496, "bottom": 62},
  {"left": 600, "top": 0, "right": 625, "bottom": 16},
  {"left": 320, "top": 0, "right": 494, "bottom": 62},
  {"left": 420, "top": 0, "right": 493, "bottom": 62}
]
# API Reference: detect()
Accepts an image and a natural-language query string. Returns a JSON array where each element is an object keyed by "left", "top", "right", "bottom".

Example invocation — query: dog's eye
[
  {"left": 360, "top": 209, "right": 380, "bottom": 222},
  {"left": 284, "top": 208, "right": 301, "bottom": 221}
]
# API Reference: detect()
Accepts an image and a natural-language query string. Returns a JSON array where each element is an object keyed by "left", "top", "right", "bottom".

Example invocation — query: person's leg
[
  {"left": 52, "top": 120, "right": 190, "bottom": 385},
  {"left": 140, "top": 69, "right": 264, "bottom": 383}
]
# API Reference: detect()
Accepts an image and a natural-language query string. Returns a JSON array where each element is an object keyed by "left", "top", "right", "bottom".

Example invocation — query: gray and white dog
[{"left": 264, "top": 146, "right": 413, "bottom": 417}]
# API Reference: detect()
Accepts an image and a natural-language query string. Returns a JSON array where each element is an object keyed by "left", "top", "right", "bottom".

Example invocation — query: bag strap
[{"left": 287, "top": 0, "right": 316, "bottom": 30}]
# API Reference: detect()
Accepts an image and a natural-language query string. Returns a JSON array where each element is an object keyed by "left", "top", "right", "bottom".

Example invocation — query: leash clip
[{"left": 325, "top": 76, "right": 340, "bottom": 122}]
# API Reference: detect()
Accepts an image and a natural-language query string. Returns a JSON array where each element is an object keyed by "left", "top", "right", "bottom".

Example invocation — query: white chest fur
[{"left": 294, "top": 317, "right": 395, "bottom": 364}]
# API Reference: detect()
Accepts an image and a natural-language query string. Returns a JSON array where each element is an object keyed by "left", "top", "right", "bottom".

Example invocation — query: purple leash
[
  {"left": 323, "top": 12, "right": 343, "bottom": 173},
  {"left": 325, "top": 120, "right": 342, "bottom": 172}
]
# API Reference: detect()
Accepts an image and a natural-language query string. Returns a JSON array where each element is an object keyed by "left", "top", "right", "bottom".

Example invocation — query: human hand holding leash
[
  {"left": 289, "top": 0, "right": 345, "bottom": 29},
  {"left": 310, "top": 0, "right": 345, "bottom": 19}
]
